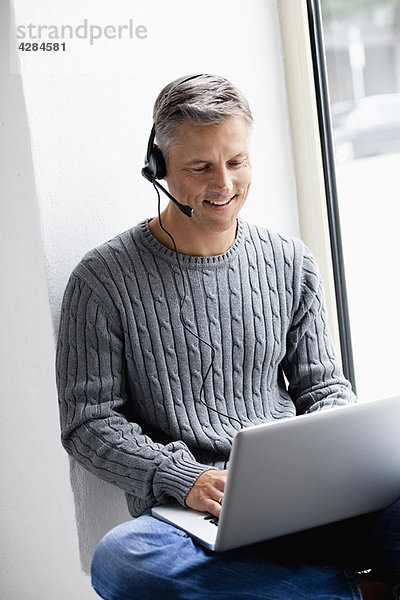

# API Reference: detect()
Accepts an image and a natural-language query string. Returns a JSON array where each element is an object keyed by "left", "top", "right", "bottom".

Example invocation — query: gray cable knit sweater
[{"left": 56, "top": 218, "right": 355, "bottom": 517}]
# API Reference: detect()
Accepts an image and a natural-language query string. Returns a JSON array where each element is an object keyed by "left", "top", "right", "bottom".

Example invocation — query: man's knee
[
  {"left": 91, "top": 514, "right": 196, "bottom": 599},
  {"left": 91, "top": 520, "right": 134, "bottom": 599}
]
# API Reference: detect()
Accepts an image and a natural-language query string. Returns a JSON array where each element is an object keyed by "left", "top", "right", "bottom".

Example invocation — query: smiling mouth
[{"left": 204, "top": 195, "right": 236, "bottom": 207}]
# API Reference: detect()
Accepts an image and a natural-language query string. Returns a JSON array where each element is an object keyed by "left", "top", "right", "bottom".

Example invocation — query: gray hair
[{"left": 153, "top": 74, "right": 253, "bottom": 159}]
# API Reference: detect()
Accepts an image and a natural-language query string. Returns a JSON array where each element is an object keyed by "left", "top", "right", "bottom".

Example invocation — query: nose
[{"left": 210, "top": 166, "right": 233, "bottom": 196}]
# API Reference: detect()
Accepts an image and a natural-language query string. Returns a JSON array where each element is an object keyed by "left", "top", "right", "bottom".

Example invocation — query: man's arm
[
  {"left": 56, "top": 272, "right": 211, "bottom": 513},
  {"left": 281, "top": 246, "right": 356, "bottom": 414}
]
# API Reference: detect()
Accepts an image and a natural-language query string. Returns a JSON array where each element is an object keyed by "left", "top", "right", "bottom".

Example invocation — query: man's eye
[
  {"left": 192, "top": 166, "right": 209, "bottom": 173},
  {"left": 228, "top": 161, "right": 245, "bottom": 168}
]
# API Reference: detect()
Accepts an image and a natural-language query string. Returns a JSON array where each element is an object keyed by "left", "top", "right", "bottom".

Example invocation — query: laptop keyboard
[{"left": 204, "top": 515, "right": 219, "bottom": 527}]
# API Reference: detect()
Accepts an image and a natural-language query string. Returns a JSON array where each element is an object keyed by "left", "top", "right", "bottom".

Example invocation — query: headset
[
  {"left": 141, "top": 73, "right": 243, "bottom": 429},
  {"left": 141, "top": 73, "right": 208, "bottom": 218}
]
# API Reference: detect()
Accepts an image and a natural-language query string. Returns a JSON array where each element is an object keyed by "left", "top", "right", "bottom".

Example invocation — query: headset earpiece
[
  {"left": 147, "top": 146, "right": 166, "bottom": 180},
  {"left": 142, "top": 123, "right": 167, "bottom": 181}
]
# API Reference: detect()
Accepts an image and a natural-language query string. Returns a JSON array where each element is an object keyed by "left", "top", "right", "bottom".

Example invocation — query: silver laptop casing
[{"left": 152, "top": 396, "right": 400, "bottom": 551}]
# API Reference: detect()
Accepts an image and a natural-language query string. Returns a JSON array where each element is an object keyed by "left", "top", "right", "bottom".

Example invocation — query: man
[{"left": 57, "top": 74, "right": 399, "bottom": 599}]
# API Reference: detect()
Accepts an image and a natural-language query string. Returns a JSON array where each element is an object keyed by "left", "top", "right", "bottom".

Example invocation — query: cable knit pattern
[{"left": 56, "top": 218, "right": 355, "bottom": 517}]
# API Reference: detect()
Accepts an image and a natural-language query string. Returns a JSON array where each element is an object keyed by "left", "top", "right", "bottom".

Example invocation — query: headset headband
[{"left": 145, "top": 73, "right": 208, "bottom": 164}]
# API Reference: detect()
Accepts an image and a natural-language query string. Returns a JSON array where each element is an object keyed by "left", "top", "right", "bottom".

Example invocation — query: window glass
[{"left": 321, "top": 0, "right": 400, "bottom": 401}]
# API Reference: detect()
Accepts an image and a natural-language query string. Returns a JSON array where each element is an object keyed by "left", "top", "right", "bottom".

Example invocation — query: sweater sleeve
[
  {"left": 281, "top": 245, "right": 356, "bottom": 414},
  {"left": 56, "top": 272, "right": 211, "bottom": 511}
]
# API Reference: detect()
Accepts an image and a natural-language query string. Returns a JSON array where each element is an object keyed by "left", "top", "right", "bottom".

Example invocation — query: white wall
[
  {"left": 2, "top": 0, "right": 299, "bottom": 597},
  {"left": 1, "top": 3, "right": 98, "bottom": 598}
]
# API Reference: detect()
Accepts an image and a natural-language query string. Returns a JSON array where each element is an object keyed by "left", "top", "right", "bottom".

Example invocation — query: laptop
[{"left": 152, "top": 396, "right": 400, "bottom": 552}]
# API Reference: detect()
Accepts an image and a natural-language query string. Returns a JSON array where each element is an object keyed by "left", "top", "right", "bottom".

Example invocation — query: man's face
[{"left": 164, "top": 116, "right": 252, "bottom": 236}]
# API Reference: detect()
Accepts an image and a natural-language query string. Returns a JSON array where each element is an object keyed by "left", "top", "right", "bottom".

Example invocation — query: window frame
[{"left": 279, "top": 0, "right": 356, "bottom": 391}]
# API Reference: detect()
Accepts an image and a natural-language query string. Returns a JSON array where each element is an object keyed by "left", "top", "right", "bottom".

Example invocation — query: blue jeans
[{"left": 91, "top": 500, "right": 400, "bottom": 600}]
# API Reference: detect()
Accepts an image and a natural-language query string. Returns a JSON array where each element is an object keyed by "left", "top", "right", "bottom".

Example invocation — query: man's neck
[{"left": 148, "top": 210, "right": 237, "bottom": 257}]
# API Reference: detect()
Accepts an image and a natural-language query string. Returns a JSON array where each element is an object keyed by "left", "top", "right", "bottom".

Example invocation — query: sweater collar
[{"left": 137, "top": 217, "right": 246, "bottom": 268}]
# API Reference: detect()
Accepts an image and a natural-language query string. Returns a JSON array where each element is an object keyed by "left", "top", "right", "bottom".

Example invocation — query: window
[{"left": 310, "top": 0, "right": 400, "bottom": 400}]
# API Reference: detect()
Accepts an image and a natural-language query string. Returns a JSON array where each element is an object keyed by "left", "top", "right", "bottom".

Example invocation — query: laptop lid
[{"left": 152, "top": 396, "right": 400, "bottom": 552}]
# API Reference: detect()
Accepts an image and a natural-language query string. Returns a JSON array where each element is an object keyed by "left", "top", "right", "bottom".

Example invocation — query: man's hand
[{"left": 185, "top": 469, "right": 227, "bottom": 517}]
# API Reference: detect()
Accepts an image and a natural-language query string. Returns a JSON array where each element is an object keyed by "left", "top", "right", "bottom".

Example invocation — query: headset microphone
[{"left": 141, "top": 165, "right": 194, "bottom": 218}]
